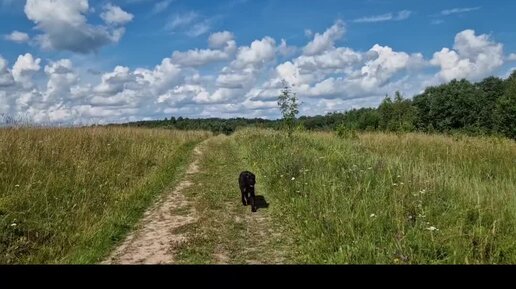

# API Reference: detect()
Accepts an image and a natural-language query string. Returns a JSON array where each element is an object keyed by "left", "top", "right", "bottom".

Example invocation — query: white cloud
[
  {"left": 24, "top": 0, "right": 130, "bottom": 53},
  {"left": 152, "top": 0, "right": 173, "bottom": 15},
  {"left": 44, "top": 59, "right": 79, "bottom": 103},
  {"left": 0, "top": 56, "right": 15, "bottom": 87},
  {"left": 100, "top": 3, "right": 134, "bottom": 25},
  {"left": 1, "top": 23, "right": 511, "bottom": 124},
  {"left": 186, "top": 22, "right": 211, "bottom": 37},
  {"left": 166, "top": 11, "right": 212, "bottom": 37},
  {"left": 4, "top": 31, "right": 30, "bottom": 43},
  {"left": 508, "top": 53, "right": 516, "bottom": 61},
  {"left": 353, "top": 10, "right": 412, "bottom": 23},
  {"left": 208, "top": 31, "right": 234, "bottom": 48},
  {"left": 166, "top": 11, "right": 198, "bottom": 29},
  {"left": 12, "top": 53, "right": 41, "bottom": 87},
  {"left": 170, "top": 43, "right": 236, "bottom": 67},
  {"left": 303, "top": 20, "right": 345, "bottom": 56},
  {"left": 441, "top": 7, "right": 480, "bottom": 16},
  {"left": 431, "top": 29, "right": 504, "bottom": 82},
  {"left": 278, "top": 39, "right": 297, "bottom": 56},
  {"left": 233, "top": 36, "right": 277, "bottom": 68}
]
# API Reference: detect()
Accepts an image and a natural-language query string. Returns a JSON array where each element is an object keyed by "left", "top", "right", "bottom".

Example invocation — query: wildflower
[
  {"left": 280, "top": 174, "right": 283, "bottom": 177},
  {"left": 393, "top": 183, "right": 398, "bottom": 186},
  {"left": 15, "top": 184, "right": 20, "bottom": 188},
  {"left": 397, "top": 175, "right": 401, "bottom": 178},
  {"left": 10, "top": 223, "right": 16, "bottom": 227},
  {"left": 426, "top": 226, "right": 439, "bottom": 231},
  {"left": 370, "top": 213, "right": 376, "bottom": 218},
  {"left": 367, "top": 167, "right": 372, "bottom": 170},
  {"left": 291, "top": 177, "right": 295, "bottom": 181},
  {"left": 400, "top": 182, "right": 404, "bottom": 185}
]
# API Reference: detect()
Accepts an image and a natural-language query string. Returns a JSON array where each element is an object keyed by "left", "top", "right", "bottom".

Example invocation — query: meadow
[
  {"left": 0, "top": 127, "right": 210, "bottom": 263},
  {"left": 1, "top": 127, "right": 515, "bottom": 264},
  {"left": 233, "top": 129, "right": 516, "bottom": 263}
]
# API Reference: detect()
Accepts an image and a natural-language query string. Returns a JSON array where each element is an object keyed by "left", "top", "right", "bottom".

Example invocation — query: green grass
[
  {"left": 233, "top": 129, "right": 516, "bottom": 264},
  {"left": 0, "top": 127, "right": 210, "bottom": 264},
  {"left": 2, "top": 126, "right": 515, "bottom": 264},
  {"left": 174, "top": 135, "right": 291, "bottom": 264}
]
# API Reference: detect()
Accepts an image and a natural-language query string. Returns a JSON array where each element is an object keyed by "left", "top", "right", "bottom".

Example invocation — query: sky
[{"left": 1, "top": 0, "right": 515, "bottom": 125}]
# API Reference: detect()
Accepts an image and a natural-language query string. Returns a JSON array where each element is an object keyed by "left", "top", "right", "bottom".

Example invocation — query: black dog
[{"left": 239, "top": 171, "right": 257, "bottom": 212}]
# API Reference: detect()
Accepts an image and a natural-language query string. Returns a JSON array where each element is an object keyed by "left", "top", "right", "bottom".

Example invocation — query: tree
[
  {"left": 277, "top": 80, "right": 299, "bottom": 137},
  {"left": 494, "top": 71, "right": 516, "bottom": 139},
  {"left": 378, "top": 91, "right": 416, "bottom": 132}
]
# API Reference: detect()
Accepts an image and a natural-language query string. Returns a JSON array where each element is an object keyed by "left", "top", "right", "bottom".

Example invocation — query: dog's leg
[
  {"left": 250, "top": 191, "right": 256, "bottom": 212},
  {"left": 241, "top": 189, "right": 248, "bottom": 206}
]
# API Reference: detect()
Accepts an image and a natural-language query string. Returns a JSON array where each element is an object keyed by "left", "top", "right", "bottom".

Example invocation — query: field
[
  {"left": 0, "top": 127, "right": 210, "bottom": 263},
  {"left": 1, "top": 127, "right": 515, "bottom": 264}
]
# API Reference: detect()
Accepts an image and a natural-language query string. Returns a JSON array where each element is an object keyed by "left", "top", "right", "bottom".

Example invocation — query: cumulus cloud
[
  {"left": 44, "top": 59, "right": 79, "bottom": 103},
  {"left": 208, "top": 31, "right": 234, "bottom": 48},
  {"left": 100, "top": 3, "right": 134, "bottom": 25},
  {"left": 508, "top": 53, "right": 516, "bottom": 61},
  {"left": 430, "top": 29, "right": 504, "bottom": 82},
  {"left": 303, "top": 20, "right": 345, "bottom": 56},
  {"left": 24, "top": 0, "right": 131, "bottom": 53},
  {"left": 171, "top": 46, "right": 235, "bottom": 67},
  {"left": 0, "top": 56, "right": 15, "bottom": 87},
  {"left": 4, "top": 31, "right": 30, "bottom": 43},
  {"left": 12, "top": 53, "right": 41, "bottom": 87},
  {"left": 233, "top": 36, "right": 277, "bottom": 68},
  {"left": 1, "top": 24, "right": 511, "bottom": 125}
]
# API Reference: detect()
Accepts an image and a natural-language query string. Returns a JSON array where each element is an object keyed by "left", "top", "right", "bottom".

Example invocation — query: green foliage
[
  {"left": 378, "top": 91, "right": 417, "bottom": 132},
  {"left": 277, "top": 80, "right": 300, "bottom": 137},
  {"left": 335, "top": 123, "right": 358, "bottom": 139},
  {"left": 494, "top": 72, "right": 516, "bottom": 139}
]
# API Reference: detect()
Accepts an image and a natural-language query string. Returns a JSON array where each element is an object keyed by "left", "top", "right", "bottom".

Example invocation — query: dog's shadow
[{"left": 254, "top": 195, "right": 269, "bottom": 210}]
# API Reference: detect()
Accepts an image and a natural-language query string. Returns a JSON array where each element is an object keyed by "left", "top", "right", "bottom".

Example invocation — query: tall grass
[
  {"left": 234, "top": 129, "right": 516, "bottom": 264},
  {"left": 0, "top": 127, "right": 210, "bottom": 263}
]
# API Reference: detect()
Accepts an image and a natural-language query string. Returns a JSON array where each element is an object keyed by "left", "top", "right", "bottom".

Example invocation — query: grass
[
  {"left": 2, "top": 126, "right": 515, "bottom": 264},
  {"left": 233, "top": 129, "right": 516, "bottom": 264},
  {"left": 0, "top": 127, "right": 210, "bottom": 264},
  {"left": 173, "top": 135, "right": 291, "bottom": 264}
]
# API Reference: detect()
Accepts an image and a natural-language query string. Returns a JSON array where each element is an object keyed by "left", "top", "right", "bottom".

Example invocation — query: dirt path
[
  {"left": 170, "top": 136, "right": 291, "bottom": 264},
  {"left": 102, "top": 145, "right": 204, "bottom": 264}
]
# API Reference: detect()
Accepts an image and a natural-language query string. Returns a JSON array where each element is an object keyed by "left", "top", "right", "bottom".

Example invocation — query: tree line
[{"left": 112, "top": 71, "right": 516, "bottom": 139}]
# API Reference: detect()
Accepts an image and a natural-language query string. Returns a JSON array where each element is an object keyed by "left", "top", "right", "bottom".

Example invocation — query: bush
[{"left": 335, "top": 124, "right": 358, "bottom": 139}]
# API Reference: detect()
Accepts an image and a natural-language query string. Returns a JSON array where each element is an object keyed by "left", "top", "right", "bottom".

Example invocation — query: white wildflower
[
  {"left": 370, "top": 213, "right": 376, "bottom": 218},
  {"left": 426, "top": 226, "right": 439, "bottom": 231}
]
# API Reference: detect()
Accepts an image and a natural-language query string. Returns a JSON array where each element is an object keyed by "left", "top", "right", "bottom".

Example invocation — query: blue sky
[{"left": 1, "top": 0, "right": 515, "bottom": 124}]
